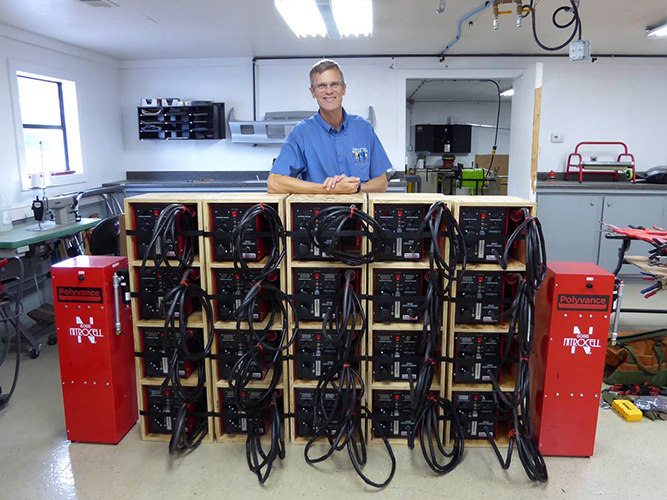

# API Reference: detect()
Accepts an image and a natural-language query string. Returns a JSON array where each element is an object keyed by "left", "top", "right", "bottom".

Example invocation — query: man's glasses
[{"left": 313, "top": 82, "right": 343, "bottom": 92}]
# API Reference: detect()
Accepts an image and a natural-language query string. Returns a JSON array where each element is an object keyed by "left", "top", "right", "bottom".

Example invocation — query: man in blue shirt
[{"left": 268, "top": 59, "right": 392, "bottom": 194}]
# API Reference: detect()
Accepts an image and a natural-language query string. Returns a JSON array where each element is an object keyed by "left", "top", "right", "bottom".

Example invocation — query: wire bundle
[
  {"left": 0, "top": 257, "right": 25, "bottom": 412},
  {"left": 408, "top": 202, "right": 466, "bottom": 474},
  {"left": 138, "top": 204, "right": 211, "bottom": 454},
  {"left": 305, "top": 271, "right": 396, "bottom": 489},
  {"left": 525, "top": 0, "right": 582, "bottom": 52},
  {"left": 487, "top": 208, "right": 549, "bottom": 482},
  {"left": 141, "top": 203, "right": 198, "bottom": 271},
  {"left": 227, "top": 203, "right": 293, "bottom": 484},
  {"left": 307, "top": 205, "right": 388, "bottom": 266}
]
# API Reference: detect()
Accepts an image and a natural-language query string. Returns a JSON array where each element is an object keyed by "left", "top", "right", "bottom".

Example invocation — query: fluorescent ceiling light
[
  {"left": 275, "top": 0, "right": 373, "bottom": 38},
  {"left": 646, "top": 23, "right": 667, "bottom": 38},
  {"left": 331, "top": 0, "right": 373, "bottom": 37},
  {"left": 500, "top": 88, "right": 514, "bottom": 97},
  {"left": 275, "top": 0, "right": 327, "bottom": 38}
]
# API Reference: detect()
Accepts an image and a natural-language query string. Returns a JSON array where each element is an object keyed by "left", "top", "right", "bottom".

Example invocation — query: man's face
[{"left": 310, "top": 68, "right": 346, "bottom": 113}]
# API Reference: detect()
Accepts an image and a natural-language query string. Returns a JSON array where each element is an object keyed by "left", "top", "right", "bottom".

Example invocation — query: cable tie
[
  {"left": 252, "top": 281, "right": 262, "bottom": 291},
  {"left": 254, "top": 343, "right": 264, "bottom": 352},
  {"left": 260, "top": 203, "right": 265, "bottom": 212},
  {"left": 520, "top": 357, "right": 529, "bottom": 362},
  {"left": 424, "top": 357, "right": 435, "bottom": 365},
  {"left": 509, "top": 429, "right": 516, "bottom": 438},
  {"left": 349, "top": 206, "right": 355, "bottom": 218},
  {"left": 343, "top": 364, "right": 351, "bottom": 368},
  {"left": 268, "top": 401, "right": 276, "bottom": 408},
  {"left": 180, "top": 281, "right": 189, "bottom": 288},
  {"left": 428, "top": 394, "right": 437, "bottom": 402}
]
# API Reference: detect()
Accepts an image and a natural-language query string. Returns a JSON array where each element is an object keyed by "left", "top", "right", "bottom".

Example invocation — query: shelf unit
[
  {"left": 137, "top": 102, "right": 225, "bottom": 140},
  {"left": 366, "top": 193, "right": 452, "bottom": 444},
  {"left": 444, "top": 196, "right": 536, "bottom": 448},
  {"left": 285, "top": 194, "right": 369, "bottom": 444},
  {"left": 124, "top": 194, "right": 214, "bottom": 444},
  {"left": 201, "top": 194, "right": 291, "bottom": 443}
]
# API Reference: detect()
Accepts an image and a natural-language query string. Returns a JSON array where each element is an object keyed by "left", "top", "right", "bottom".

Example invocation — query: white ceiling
[
  {"left": 406, "top": 78, "right": 514, "bottom": 102},
  {"left": 0, "top": 0, "right": 666, "bottom": 60}
]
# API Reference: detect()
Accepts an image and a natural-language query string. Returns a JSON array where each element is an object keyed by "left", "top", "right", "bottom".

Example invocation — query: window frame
[
  {"left": 9, "top": 59, "right": 86, "bottom": 191},
  {"left": 18, "top": 74, "right": 72, "bottom": 175}
]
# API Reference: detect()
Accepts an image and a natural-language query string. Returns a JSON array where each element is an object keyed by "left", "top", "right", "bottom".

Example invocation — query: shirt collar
[{"left": 314, "top": 108, "right": 348, "bottom": 134}]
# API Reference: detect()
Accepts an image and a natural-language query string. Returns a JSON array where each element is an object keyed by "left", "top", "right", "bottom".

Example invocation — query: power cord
[
  {"left": 307, "top": 205, "right": 389, "bottom": 266},
  {"left": 487, "top": 208, "right": 548, "bottom": 482},
  {"left": 525, "top": 0, "right": 582, "bottom": 52},
  {"left": 141, "top": 203, "right": 197, "bottom": 271},
  {"left": 0, "top": 257, "right": 24, "bottom": 412},
  {"left": 305, "top": 271, "right": 396, "bottom": 488}
]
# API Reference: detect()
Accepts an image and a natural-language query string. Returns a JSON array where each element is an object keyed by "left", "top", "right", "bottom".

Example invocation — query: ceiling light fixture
[
  {"left": 275, "top": 0, "right": 373, "bottom": 39},
  {"left": 330, "top": 0, "right": 373, "bottom": 37},
  {"left": 274, "top": 0, "right": 327, "bottom": 38},
  {"left": 500, "top": 89, "right": 514, "bottom": 97},
  {"left": 646, "top": 23, "right": 667, "bottom": 38}
]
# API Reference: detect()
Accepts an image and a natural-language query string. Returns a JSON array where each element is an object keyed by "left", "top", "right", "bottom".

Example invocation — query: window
[
  {"left": 13, "top": 69, "right": 83, "bottom": 189},
  {"left": 17, "top": 74, "right": 70, "bottom": 175}
]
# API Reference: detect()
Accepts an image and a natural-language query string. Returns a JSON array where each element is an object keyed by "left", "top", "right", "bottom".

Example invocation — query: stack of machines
[{"left": 123, "top": 193, "right": 562, "bottom": 486}]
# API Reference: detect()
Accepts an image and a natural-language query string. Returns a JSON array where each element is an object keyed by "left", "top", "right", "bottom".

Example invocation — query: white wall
[
  {"left": 539, "top": 60, "right": 667, "bottom": 172},
  {"left": 0, "top": 24, "right": 124, "bottom": 219},
  {"left": 406, "top": 101, "right": 512, "bottom": 169}
]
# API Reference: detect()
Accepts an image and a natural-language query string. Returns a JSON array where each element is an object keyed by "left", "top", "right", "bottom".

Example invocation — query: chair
[{"left": 89, "top": 216, "right": 121, "bottom": 256}]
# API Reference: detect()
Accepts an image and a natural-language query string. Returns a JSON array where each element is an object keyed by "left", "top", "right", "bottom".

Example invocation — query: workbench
[{"left": 0, "top": 218, "right": 100, "bottom": 257}]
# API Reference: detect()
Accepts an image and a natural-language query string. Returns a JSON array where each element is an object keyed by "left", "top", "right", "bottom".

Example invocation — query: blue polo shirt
[{"left": 270, "top": 109, "right": 392, "bottom": 183}]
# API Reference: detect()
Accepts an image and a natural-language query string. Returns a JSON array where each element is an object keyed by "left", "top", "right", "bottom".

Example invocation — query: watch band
[{"left": 356, "top": 182, "right": 361, "bottom": 193}]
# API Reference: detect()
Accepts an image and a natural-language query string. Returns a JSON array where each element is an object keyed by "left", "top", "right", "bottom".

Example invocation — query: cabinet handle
[
  {"left": 607, "top": 202, "right": 611, "bottom": 207},
  {"left": 590, "top": 202, "right": 595, "bottom": 206}
]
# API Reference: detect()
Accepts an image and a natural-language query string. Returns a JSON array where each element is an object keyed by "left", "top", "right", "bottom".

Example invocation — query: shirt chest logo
[{"left": 352, "top": 147, "right": 368, "bottom": 164}]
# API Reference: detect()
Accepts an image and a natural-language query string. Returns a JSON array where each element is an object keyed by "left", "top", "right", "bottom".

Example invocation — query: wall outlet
[{"left": 551, "top": 133, "right": 564, "bottom": 143}]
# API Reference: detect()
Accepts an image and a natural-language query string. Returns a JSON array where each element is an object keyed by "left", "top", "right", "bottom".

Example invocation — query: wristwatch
[{"left": 355, "top": 181, "right": 361, "bottom": 193}]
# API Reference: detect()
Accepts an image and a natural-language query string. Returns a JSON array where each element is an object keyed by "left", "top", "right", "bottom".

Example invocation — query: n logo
[
  {"left": 69, "top": 316, "right": 103, "bottom": 344},
  {"left": 563, "top": 326, "right": 601, "bottom": 355}
]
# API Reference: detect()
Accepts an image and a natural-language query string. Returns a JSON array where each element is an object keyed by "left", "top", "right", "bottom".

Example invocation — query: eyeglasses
[{"left": 313, "top": 81, "right": 343, "bottom": 92}]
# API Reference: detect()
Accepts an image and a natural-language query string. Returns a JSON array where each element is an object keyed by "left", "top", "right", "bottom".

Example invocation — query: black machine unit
[
  {"left": 136, "top": 267, "right": 191, "bottom": 320},
  {"left": 295, "top": 388, "right": 341, "bottom": 438},
  {"left": 217, "top": 330, "right": 278, "bottom": 380},
  {"left": 373, "top": 390, "right": 421, "bottom": 439},
  {"left": 456, "top": 271, "right": 518, "bottom": 324},
  {"left": 132, "top": 203, "right": 198, "bottom": 259},
  {"left": 210, "top": 203, "right": 270, "bottom": 262},
  {"left": 291, "top": 204, "right": 361, "bottom": 260},
  {"left": 459, "top": 206, "right": 507, "bottom": 263},
  {"left": 453, "top": 333, "right": 503, "bottom": 383},
  {"left": 214, "top": 270, "right": 276, "bottom": 321},
  {"left": 145, "top": 387, "right": 206, "bottom": 435},
  {"left": 292, "top": 268, "right": 359, "bottom": 321},
  {"left": 453, "top": 391, "right": 507, "bottom": 440},
  {"left": 141, "top": 328, "right": 197, "bottom": 379},
  {"left": 373, "top": 269, "right": 426, "bottom": 323},
  {"left": 219, "top": 388, "right": 281, "bottom": 435},
  {"left": 374, "top": 204, "right": 425, "bottom": 260},
  {"left": 414, "top": 124, "right": 472, "bottom": 154},
  {"left": 373, "top": 331, "right": 422, "bottom": 381},
  {"left": 294, "top": 329, "right": 342, "bottom": 380}
]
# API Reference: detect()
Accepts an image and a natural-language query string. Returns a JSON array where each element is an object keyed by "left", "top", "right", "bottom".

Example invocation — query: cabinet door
[
  {"left": 536, "top": 194, "right": 603, "bottom": 264},
  {"left": 598, "top": 195, "right": 667, "bottom": 275}
]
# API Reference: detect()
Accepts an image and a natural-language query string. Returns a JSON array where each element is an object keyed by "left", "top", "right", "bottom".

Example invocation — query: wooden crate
[
  {"left": 443, "top": 195, "right": 535, "bottom": 448},
  {"left": 125, "top": 194, "right": 214, "bottom": 444}
]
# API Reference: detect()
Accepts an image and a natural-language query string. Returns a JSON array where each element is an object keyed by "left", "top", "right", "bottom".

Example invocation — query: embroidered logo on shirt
[{"left": 352, "top": 147, "right": 368, "bottom": 164}]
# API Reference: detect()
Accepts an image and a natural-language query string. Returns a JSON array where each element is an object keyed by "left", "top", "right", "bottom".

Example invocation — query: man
[{"left": 267, "top": 59, "right": 391, "bottom": 194}]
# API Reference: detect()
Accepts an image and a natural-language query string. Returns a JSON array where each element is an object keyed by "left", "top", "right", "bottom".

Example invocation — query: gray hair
[{"left": 309, "top": 59, "right": 345, "bottom": 88}]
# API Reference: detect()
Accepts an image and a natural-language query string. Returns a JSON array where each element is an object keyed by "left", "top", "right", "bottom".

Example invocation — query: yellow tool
[{"left": 612, "top": 400, "right": 643, "bottom": 422}]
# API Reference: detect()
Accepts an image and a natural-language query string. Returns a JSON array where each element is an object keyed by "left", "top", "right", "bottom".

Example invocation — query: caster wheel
[
  {"left": 29, "top": 347, "right": 41, "bottom": 359},
  {"left": 47, "top": 335, "right": 58, "bottom": 346},
  {"left": 625, "top": 169, "right": 634, "bottom": 181}
]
